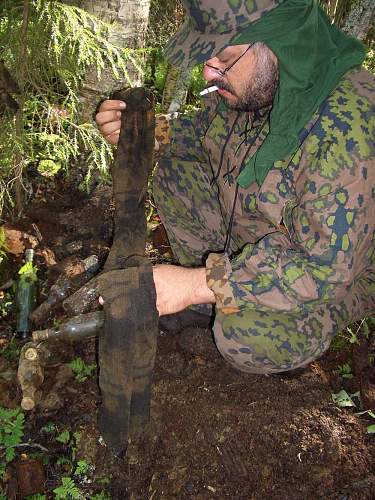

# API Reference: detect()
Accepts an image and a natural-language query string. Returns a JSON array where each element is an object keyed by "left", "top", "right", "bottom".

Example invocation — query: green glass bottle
[
  {"left": 16, "top": 248, "right": 37, "bottom": 340},
  {"left": 32, "top": 311, "right": 104, "bottom": 342}
]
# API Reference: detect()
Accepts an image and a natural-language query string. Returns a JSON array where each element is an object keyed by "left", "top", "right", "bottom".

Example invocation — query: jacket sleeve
[
  {"left": 207, "top": 174, "right": 374, "bottom": 314},
  {"left": 206, "top": 77, "right": 375, "bottom": 314}
]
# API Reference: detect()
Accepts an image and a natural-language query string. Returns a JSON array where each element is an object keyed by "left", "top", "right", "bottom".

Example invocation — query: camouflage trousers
[{"left": 153, "top": 157, "right": 371, "bottom": 374}]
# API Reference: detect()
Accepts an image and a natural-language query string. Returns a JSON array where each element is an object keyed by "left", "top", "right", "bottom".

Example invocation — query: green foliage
[
  {"left": 56, "top": 455, "right": 72, "bottom": 467},
  {"left": 18, "top": 261, "right": 38, "bottom": 284},
  {"left": 90, "top": 493, "right": 111, "bottom": 500},
  {"left": 68, "top": 357, "right": 96, "bottom": 382},
  {"left": 56, "top": 429, "right": 71, "bottom": 445},
  {"left": 53, "top": 476, "right": 82, "bottom": 500},
  {"left": 24, "top": 495, "right": 47, "bottom": 500},
  {"left": 0, "top": 406, "right": 25, "bottom": 462},
  {"left": 0, "top": 228, "right": 7, "bottom": 264},
  {"left": 332, "top": 391, "right": 375, "bottom": 434},
  {"left": 41, "top": 422, "right": 57, "bottom": 434},
  {"left": 189, "top": 65, "right": 207, "bottom": 99},
  {"left": 0, "top": 290, "right": 13, "bottom": 320},
  {"left": 332, "top": 389, "right": 358, "bottom": 408},
  {"left": 364, "top": 46, "right": 375, "bottom": 73},
  {"left": 0, "top": 337, "right": 21, "bottom": 360},
  {"left": 356, "top": 410, "right": 375, "bottom": 434},
  {"left": 336, "top": 362, "right": 354, "bottom": 379},
  {"left": 0, "top": 0, "right": 147, "bottom": 215},
  {"left": 332, "top": 317, "right": 374, "bottom": 352},
  {"left": 74, "top": 459, "right": 92, "bottom": 476}
]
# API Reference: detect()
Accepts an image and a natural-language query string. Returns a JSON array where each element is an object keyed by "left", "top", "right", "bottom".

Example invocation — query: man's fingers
[
  {"left": 95, "top": 110, "right": 122, "bottom": 127},
  {"left": 99, "top": 99, "right": 126, "bottom": 113},
  {"left": 100, "top": 119, "right": 121, "bottom": 137},
  {"left": 105, "top": 130, "right": 120, "bottom": 145},
  {"left": 95, "top": 100, "right": 124, "bottom": 145}
]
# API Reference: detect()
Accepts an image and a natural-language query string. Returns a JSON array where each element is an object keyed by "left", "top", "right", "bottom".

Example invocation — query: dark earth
[{"left": 1, "top": 174, "right": 374, "bottom": 499}]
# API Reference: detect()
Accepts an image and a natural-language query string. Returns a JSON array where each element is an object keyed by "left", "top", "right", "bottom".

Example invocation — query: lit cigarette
[{"left": 199, "top": 85, "right": 219, "bottom": 96}]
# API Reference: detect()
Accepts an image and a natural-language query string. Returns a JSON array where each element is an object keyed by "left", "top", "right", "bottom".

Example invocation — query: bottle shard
[{"left": 16, "top": 248, "right": 37, "bottom": 340}]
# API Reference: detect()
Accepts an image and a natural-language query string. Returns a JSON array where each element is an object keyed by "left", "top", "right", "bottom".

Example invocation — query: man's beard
[{"left": 212, "top": 53, "right": 279, "bottom": 112}]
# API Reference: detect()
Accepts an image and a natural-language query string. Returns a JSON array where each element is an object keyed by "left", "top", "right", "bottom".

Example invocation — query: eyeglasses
[{"left": 204, "top": 44, "right": 254, "bottom": 77}]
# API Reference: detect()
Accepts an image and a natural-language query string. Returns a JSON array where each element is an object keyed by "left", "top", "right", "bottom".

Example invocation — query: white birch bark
[
  {"left": 341, "top": 0, "right": 375, "bottom": 41},
  {"left": 65, "top": 0, "right": 151, "bottom": 121}
]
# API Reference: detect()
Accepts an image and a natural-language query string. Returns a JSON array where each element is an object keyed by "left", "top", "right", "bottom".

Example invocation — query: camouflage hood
[
  {"left": 164, "top": 0, "right": 281, "bottom": 66},
  {"left": 164, "top": 0, "right": 365, "bottom": 189}
]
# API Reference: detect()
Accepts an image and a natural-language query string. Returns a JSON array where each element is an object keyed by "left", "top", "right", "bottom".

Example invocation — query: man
[{"left": 96, "top": 0, "right": 375, "bottom": 374}]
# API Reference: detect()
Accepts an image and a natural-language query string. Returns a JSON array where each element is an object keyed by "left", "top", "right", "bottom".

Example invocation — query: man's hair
[{"left": 246, "top": 41, "right": 279, "bottom": 111}]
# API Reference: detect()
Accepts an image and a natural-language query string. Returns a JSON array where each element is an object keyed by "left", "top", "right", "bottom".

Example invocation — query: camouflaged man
[{"left": 96, "top": 0, "right": 375, "bottom": 374}]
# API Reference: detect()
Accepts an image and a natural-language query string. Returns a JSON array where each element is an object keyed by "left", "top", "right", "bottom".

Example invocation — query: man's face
[{"left": 202, "top": 43, "right": 279, "bottom": 112}]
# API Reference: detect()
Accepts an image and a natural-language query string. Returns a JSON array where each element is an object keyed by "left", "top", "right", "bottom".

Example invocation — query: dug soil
[{"left": 1, "top": 178, "right": 374, "bottom": 499}]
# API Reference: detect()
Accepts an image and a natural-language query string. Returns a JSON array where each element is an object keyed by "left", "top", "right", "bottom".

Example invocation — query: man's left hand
[{"left": 152, "top": 265, "right": 215, "bottom": 316}]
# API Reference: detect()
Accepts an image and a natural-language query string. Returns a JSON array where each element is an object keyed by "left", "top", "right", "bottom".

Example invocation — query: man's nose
[
  {"left": 203, "top": 59, "right": 221, "bottom": 81},
  {"left": 203, "top": 64, "right": 217, "bottom": 81}
]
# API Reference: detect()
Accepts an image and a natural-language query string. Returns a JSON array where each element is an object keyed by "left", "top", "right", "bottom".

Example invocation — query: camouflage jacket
[{"left": 155, "top": 68, "right": 375, "bottom": 316}]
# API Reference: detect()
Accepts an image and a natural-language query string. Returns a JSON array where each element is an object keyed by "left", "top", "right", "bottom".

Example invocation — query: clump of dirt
[{"left": 1, "top": 178, "right": 374, "bottom": 499}]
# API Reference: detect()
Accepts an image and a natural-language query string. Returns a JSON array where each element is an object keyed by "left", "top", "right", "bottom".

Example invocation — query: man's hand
[
  {"left": 95, "top": 99, "right": 126, "bottom": 145},
  {"left": 152, "top": 265, "right": 215, "bottom": 316}
]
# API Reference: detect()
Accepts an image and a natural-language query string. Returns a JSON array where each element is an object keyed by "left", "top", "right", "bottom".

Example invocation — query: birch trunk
[
  {"left": 66, "top": 0, "right": 151, "bottom": 121},
  {"left": 342, "top": 0, "right": 375, "bottom": 41}
]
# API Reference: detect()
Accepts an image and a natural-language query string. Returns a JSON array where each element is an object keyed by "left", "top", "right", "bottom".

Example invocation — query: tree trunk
[
  {"left": 66, "top": 0, "right": 151, "bottom": 121},
  {"left": 14, "top": 0, "right": 30, "bottom": 215},
  {"left": 341, "top": 0, "right": 375, "bottom": 41}
]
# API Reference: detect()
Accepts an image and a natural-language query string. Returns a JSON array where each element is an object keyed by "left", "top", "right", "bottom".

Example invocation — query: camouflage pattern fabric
[
  {"left": 164, "top": 0, "right": 280, "bottom": 66},
  {"left": 153, "top": 68, "right": 375, "bottom": 373}
]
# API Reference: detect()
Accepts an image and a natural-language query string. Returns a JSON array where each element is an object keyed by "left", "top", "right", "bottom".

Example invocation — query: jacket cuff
[{"left": 206, "top": 252, "right": 240, "bottom": 314}]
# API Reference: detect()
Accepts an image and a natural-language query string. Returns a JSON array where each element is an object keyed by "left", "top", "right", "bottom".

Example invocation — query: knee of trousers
[
  {"left": 213, "top": 306, "right": 336, "bottom": 374},
  {"left": 152, "top": 162, "right": 169, "bottom": 206}
]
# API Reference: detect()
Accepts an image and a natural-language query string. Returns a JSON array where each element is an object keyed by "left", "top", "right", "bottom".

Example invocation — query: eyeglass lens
[{"left": 205, "top": 44, "right": 253, "bottom": 77}]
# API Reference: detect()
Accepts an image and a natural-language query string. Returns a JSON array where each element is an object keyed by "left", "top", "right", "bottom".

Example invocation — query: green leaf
[
  {"left": 56, "top": 456, "right": 71, "bottom": 467},
  {"left": 0, "top": 406, "right": 25, "bottom": 462},
  {"left": 67, "top": 357, "right": 96, "bottom": 382},
  {"left": 41, "top": 422, "right": 56, "bottom": 434},
  {"left": 332, "top": 390, "right": 356, "bottom": 407},
  {"left": 366, "top": 424, "right": 375, "bottom": 434},
  {"left": 74, "top": 459, "right": 93, "bottom": 476},
  {"left": 37, "top": 159, "right": 61, "bottom": 177},
  {"left": 53, "top": 476, "right": 81, "bottom": 499},
  {"left": 357, "top": 410, "right": 375, "bottom": 420},
  {"left": 18, "top": 261, "right": 38, "bottom": 283},
  {"left": 90, "top": 493, "right": 111, "bottom": 500},
  {"left": 56, "top": 430, "right": 71, "bottom": 444}
]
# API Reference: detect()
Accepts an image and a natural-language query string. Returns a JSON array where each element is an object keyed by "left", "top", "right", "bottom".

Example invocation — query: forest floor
[{"left": 1, "top": 176, "right": 374, "bottom": 499}]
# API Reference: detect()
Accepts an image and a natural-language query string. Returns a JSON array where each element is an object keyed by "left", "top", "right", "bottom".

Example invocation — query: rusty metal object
[{"left": 14, "top": 457, "right": 46, "bottom": 497}]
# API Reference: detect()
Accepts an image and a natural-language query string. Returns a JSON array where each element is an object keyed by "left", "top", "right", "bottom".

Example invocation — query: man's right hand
[{"left": 95, "top": 99, "right": 126, "bottom": 145}]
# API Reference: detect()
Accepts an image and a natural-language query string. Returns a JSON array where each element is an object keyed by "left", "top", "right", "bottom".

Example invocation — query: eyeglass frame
[{"left": 204, "top": 43, "right": 254, "bottom": 77}]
